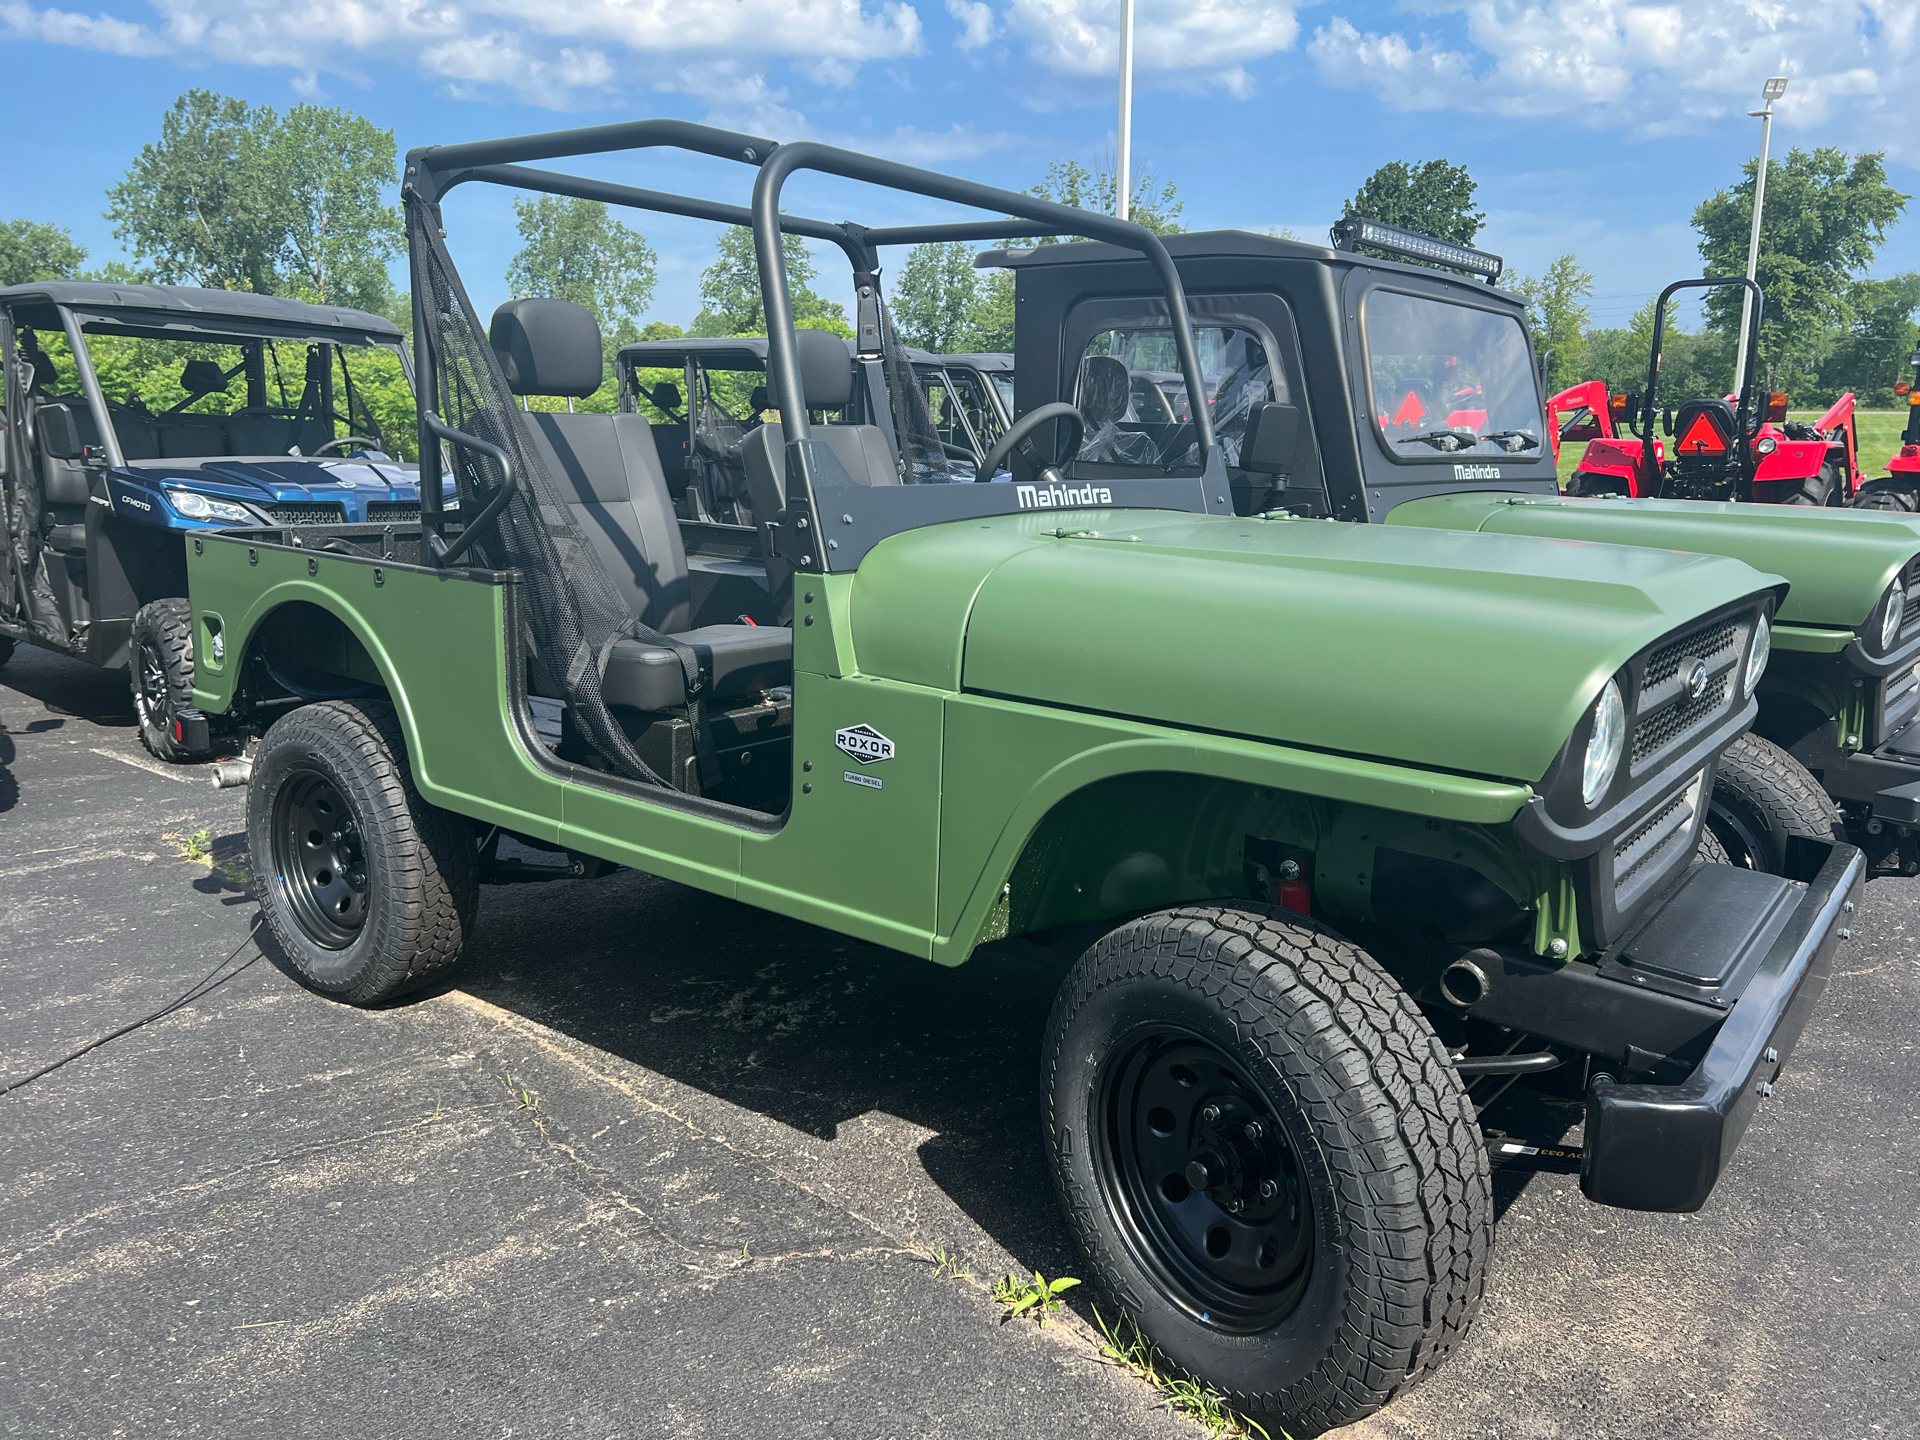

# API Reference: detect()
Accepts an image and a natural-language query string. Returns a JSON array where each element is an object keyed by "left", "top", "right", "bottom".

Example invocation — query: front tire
[
  {"left": 1851, "top": 478, "right": 1920, "bottom": 512},
  {"left": 1707, "top": 733, "right": 1842, "bottom": 873},
  {"left": 1043, "top": 905, "right": 1491, "bottom": 1433},
  {"left": 130, "top": 598, "right": 202, "bottom": 761},
  {"left": 249, "top": 699, "right": 477, "bottom": 1004},
  {"left": 1565, "top": 469, "right": 1628, "bottom": 497}
]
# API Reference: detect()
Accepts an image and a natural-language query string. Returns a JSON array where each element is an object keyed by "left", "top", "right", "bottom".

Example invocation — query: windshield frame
[{"left": 1356, "top": 283, "right": 1545, "bottom": 468}]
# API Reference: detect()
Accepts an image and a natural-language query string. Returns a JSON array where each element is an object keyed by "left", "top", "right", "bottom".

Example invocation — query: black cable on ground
[{"left": 2, "top": 921, "right": 264, "bottom": 1097}]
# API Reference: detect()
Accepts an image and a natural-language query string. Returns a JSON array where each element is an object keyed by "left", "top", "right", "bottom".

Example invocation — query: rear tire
[
  {"left": 1043, "top": 904, "right": 1491, "bottom": 1434},
  {"left": 249, "top": 699, "right": 477, "bottom": 1004},
  {"left": 1780, "top": 460, "right": 1841, "bottom": 506},
  {"left": 130, "top": 598, "right": 202, "bottom": 761},
  {"left": 1707, "top": 733, "right": 1842, "bottom": 873},
  {"left": 1564, "top": 469, "right": 1628, "bottom": 497},
  {"left": 1851, "top": 478, "right": 1920, "bottom": 512}
]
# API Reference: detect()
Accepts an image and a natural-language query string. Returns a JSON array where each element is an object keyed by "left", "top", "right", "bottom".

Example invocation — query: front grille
[
  {"left": 1629, "top": 613, "right": 1743, "bottom": 775},
  {"left": 1903, "top": 553, "right": 1920, "bottom": 637},
  {"left": 1632, "top": 674, "right": 1728, "bottom": 767},
  {"left": 366, "top": 500, "right": 420, "bottom": 522},
  {"left": 1882, "top": 663, "right": 1919, "bottom": 741},
  {"left": 1612, "top": 771, "right": 1704, "bottom": 912},
  {"left": 265, "top": 502, "right": 347, "bottom": 525}
]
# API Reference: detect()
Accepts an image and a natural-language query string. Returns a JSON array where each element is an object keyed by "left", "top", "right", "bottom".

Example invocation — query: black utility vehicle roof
[
  {"left": 980, "top": 230, "right": 1528, "bottom": 306},
  {"left": 0, "top": 280, "right": 403, "bottom": 344}
]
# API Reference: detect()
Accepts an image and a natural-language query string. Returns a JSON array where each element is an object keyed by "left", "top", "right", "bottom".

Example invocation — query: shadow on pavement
[{"left": 0, "top": 642, "right": 136, "bottom": 727}]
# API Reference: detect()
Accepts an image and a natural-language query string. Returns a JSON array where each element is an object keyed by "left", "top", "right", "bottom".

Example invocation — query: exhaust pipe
[{"left": 211, "top": 758, "right": 253, "bottom": 789}]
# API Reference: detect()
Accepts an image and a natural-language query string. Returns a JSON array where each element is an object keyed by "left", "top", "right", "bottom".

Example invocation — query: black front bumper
[{"left": 1580, "top": 840, "right": 1864, "bottom": 1212}]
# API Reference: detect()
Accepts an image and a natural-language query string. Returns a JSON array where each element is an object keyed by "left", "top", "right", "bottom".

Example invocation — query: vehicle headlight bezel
[
  {"left": 1879, "top": 579, "right": 1905, "bottom": 654},
  {"left": 165, "top": 488, "right": 257, "bottom": 524},
  {"left": 1582, "top": 678, "right": 1627, "bottom": 810},
  {"left": 1744, "top": 612, "right": 1771, "bottom": 697}
]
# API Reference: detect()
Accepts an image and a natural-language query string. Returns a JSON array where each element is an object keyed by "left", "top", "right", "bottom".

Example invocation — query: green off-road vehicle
[
  {"left": 185, "top": 123, "right": 1861, "bottom": 1433},
  {"left": 983, "top": 220, "right": 1920, "bottom": 881}
]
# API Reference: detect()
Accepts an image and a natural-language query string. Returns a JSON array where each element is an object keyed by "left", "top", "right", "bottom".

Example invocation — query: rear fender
[
  {"left": 1575, "top": 437, "right": 1648, "bottom": 486},
  {"left": 1752, "top": 438, "right": 1828, "bottom": 483}
]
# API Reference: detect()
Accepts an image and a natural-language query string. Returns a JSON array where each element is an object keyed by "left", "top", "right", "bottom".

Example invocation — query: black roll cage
[
  {"left": 401, "top": 118, "right": 1226, "bottom": 567},
  {"left": 1632, "top": 275, "right": 1764, "bottom": 498}
]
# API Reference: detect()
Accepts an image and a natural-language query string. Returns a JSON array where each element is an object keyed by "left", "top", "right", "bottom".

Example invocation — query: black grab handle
[{"left": 422, "top": 410, "right": 516, "bottom": 566}]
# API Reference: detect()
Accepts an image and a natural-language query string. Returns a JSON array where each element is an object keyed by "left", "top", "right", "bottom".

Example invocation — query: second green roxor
[{"left": 184, "top": 123, "right": 1862, "bottom": 1435}]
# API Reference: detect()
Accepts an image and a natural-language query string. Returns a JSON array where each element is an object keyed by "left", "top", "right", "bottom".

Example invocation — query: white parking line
[{"left": 90, "top": 747, "right": 193, "bottom": 783}]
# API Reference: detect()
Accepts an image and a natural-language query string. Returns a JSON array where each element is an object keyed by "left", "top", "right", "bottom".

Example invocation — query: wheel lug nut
[
  {"left": 1223, "top": 1197, "right": 1242, "bottom": 1214},
  {"left": 1201, "top": 1104, "right": 1221, "bottom": 1123},
  {"left": 1243, "top": 1120, "right": 1264, "bottom": 1140},
  {"left": 1259, "top": 1179, "right": 1277, "bottom": 1200}
]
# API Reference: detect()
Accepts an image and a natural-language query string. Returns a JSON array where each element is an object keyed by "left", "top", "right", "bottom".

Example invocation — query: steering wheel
[
  {"left": 975, "top": 402, "right": 1085, "bottom": 483},
  {"left": 313, "top": 436, "right": 379, "bottom": 457}
]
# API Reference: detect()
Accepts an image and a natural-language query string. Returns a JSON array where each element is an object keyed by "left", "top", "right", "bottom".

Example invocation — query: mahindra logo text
[
  {"left": 1016, "top": 483, "right": 1113, "bottom": 510},
  {"left": 1451, "top": 464, "right": 1504, "bottom": 481}
]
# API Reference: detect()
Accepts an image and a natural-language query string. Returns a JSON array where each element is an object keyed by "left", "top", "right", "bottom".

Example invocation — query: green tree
[
  {"left": 0, "top": 219, "right": 87, "bottom": 286},
  {"left": 891, "top": 241, "right": 979, "bottom": 350},
  {"left": 1004, "top": 158, "right": 1183, "bottom": 246},
  {"left": 267, "top": 105, "right": 404, "bottom": 311},
  {"left": 960, "top": 268, "right": 1015, "bottom": 352},
  {"left": 107, "top": 89, "right": 277, "bottom": 292},
  {"left": 107, "top": 89, "right": 403, "bottom": 309},
  {"left": 1816, "top": 272, "right": 1920, "bottom": 404},
  {"left": 1343, "top": 159, "right": 1485, "bottom": 258},
  {"left": 1694, "top": 147, "right": 1911, "bottom": 392},
  {"left": 505, "top": 196, "right": 658, "bottom": 328},
  {"left": 1513, "top": 254, "right": 1595, "bottom": 392},
  {"left": 690, "top": 226, "right": 849, "bottom": 338}
]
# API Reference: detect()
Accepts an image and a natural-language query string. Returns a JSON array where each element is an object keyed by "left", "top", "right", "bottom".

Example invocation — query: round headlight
[
  {"left": 1582, "top": 679, "right": 1627, "bottom": 809},
  {"left": 1880, "top": 580, "right": 1905, "bottom": 652},
  {"left": 1756, "top": 436, "right": 1778, "bottom": 455},
  {"left": 1745, "top": 612, "right": 1771, "bottom": 697},
  {"left": 169, "top": 490, "right": 213, "bottom": 519}
]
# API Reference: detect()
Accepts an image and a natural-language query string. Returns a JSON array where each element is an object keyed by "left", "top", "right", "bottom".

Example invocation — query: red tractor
[
  {"left": 1549, "top": 275, "right": 1864, "bottom": 506},
  {"left": 1848, "top": 327, "right": 1920, "bottom": 511}
]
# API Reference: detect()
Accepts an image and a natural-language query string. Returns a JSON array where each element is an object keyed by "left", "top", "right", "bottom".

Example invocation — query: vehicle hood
[
  {"left": 118, "top": 455, "right": 422, "bottom": 523},
  {"left": 1386, "top": 492, "right": 1920, "bottom": 630},
  {"left": 850, "top": 508, "right": 1782, "bottom": 784}
]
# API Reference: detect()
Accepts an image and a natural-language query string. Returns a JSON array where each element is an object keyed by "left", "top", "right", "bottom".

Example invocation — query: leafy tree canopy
[
  {"left": 1343, "top": 159, "right": 1485, "bottom": 264},
  {"left": 506, "top": 196, "right": 657, "bottom": 329},
  {"left": 106, "top": 88, "right": 402, "bottom": 313},
  {"left": 0, "top": 219, "right": 88, "bottom": 287},
  {"left": 1004, "top": 158, "right": 1183, "bottom": 246},
  {"left": 690, "top": 226, "right": 850, "bottom": 339},
  {"left": 888, "top": 242, "right": 1015, "bottom": 354},
  {"left": 1695, "top": 147, "right": 1911, "bottom": 392},
  {"left": 1512, "top": 254, "right": 1594, "bottom": 393}
]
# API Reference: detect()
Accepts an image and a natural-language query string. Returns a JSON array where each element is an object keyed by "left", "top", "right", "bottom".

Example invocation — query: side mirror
[
  {"left": 1766, "top": 392, "right": 1789, "bottom": 423},
  {"left": 650, "top": 381, "right": 682, "bottom": 411},
  {"left": 38, "top": 403, "right": 85, "bottom": 460},
  {"left": 1238, "top": 401, "right": 1300, "bottom": 474}
]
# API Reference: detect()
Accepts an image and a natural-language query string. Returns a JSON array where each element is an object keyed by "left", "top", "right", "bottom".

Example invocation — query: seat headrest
[
  {"left": 489, "top": 297, "right": 604, "bottom": 399},
  {"left": 1080, "top": 355, "right": 1132, "bottom": 426},
  {"left": 749, "top": 385, "right": 770, "bottom": 414},
  {"left": 25, "top": 347, "right": 55, "bottom": 393},
  {"left": 794, "top": 327, "right": 851, "bottom": 411},
  {"left": 180, "top": 359, "right": 228, "bottom": 396}
]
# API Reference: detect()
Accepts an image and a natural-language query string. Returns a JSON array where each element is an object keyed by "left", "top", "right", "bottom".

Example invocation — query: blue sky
[{"left": 3, "top": 0, "right": 1915, "bottom": 335}]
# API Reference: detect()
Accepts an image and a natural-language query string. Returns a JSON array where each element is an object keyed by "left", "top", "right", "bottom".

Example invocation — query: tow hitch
[{"left": 1483, "top": 1130, "right": 1584, "bottom": 1176}]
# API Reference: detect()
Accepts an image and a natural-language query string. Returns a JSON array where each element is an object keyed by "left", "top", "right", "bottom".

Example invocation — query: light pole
[
  {"left": 1116, "top": 0, "right": 1134, "bottom": 221},
  {"left": 1733, "top": 75, "right": 1788, "bottom": 400}
]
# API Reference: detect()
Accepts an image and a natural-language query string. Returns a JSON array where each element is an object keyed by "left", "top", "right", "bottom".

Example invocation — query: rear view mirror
[
  {"left": 38, "top": 403, "right": 84, "bottom": 460},
  {"left": 1239, "top": 401, "right": 1300, "bottom": 474},
  {"left": 650, "top": 381, "right": 682, "bottom": 411}
]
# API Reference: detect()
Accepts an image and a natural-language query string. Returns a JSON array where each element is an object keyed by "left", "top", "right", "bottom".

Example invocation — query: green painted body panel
[
  {"left": 1773, "top": 624, "right": 1854, "bottom": 654},
  {"left": 887, "top": 508, "right": 1778, "bottom": 785},
  {"left": 1386, "top": 492, "right": 1920, "bottom": 629}
]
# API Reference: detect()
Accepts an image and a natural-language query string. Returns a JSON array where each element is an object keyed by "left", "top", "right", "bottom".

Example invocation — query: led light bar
[{"left": 1330, "top": 217, "right": 1504, "bottom": 282}]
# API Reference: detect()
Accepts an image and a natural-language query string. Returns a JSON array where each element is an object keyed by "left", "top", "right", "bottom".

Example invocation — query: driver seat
[{"left": 1669, "top": 396, "right": 1739, "bottom": 497}]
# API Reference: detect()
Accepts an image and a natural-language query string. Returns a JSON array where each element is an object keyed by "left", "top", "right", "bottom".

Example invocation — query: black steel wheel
[
  {"left": 270, "top": 769, "right": 371, "bottom": 947},
  {"left": 249, "top": 699, "right": 476, "bottom": 1004},
  {"left": 129, "top": 597, "right": 202, "bottom": 761},
  {"left": 1044, "top": 904, "right": 1490, "bottom": 1434},
  {"left": 1096, "top": 1032, "right": 1313, "bottom": 1332}
]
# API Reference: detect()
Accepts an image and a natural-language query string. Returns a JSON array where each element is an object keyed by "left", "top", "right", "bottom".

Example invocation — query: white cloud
[
  {"left": 1002, "top": 0, "right": 1298, "bottom": 85},
  {"left": 0, "top": 0, "right": 925, "bottom": 109},
  {"left": 946, "top": 0, "right": 994, "bottom": 50},
  {"left": 1308, "top": 1, "right": 1920, "bottom": 144}
]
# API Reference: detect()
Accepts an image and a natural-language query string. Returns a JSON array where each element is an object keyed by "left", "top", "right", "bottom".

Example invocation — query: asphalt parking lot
[{"left": 3, "top": 643, "right": 1917, "bottom": 1440}]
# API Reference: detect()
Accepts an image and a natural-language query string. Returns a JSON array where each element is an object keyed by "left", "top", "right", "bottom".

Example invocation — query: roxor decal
[
  {"left": 1016, "top": 482, "right": 1113, "bottom": 509},
  {"left": 835, "top": 724, "right": 895, "bottom": 764}
]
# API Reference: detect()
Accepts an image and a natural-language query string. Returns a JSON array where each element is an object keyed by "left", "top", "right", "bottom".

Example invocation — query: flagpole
[{"left": 1116, "top": 0, "right": 1134, "bottom": 221}]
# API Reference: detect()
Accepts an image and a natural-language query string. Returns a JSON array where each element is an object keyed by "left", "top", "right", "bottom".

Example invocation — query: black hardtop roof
[
  {"left": 0, "top": 280, "right": 403, "bottom": 340},
  {"left": 938, "top": 351, "right": 1013, "bottom": 372},
  {"left": 981, "top": 229, "right": 1528, "bottom": 307}
]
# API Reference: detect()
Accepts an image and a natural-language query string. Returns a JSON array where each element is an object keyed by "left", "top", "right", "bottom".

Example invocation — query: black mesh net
[
  {"left": 874, "top": 292, "right": 951, "bottom": 483},
  {"left": 406, "top": 198, "right": 668, "bottom": 788}
]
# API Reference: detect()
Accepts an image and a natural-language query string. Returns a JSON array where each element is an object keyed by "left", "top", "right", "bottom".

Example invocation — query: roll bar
[{"left": 1635, "top": 275, "right": 1763, "bottom": 496}]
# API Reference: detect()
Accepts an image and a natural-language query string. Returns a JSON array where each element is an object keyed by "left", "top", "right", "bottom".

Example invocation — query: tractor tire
[
  {"left": 1851, "top": 478, "right": 1920, "bottom": 512},
  {"left": 1707, "top": 733, "right": 1843, "bottom": 874},
  {"left": 1564, "top": 469, "right": 1628, "bottom": 497},
  {"left": 1043, "top": 904, "right": 1491, "bottom": 1434},
  {"left": 1780, "top": 460, "right": 1842, "bottom": 506},
  {"left": 130, "top": 598, "right": 203, "bottom": 761},
  {"left": 249, "top": 699, "right": 477, "bottom": 1005}
]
